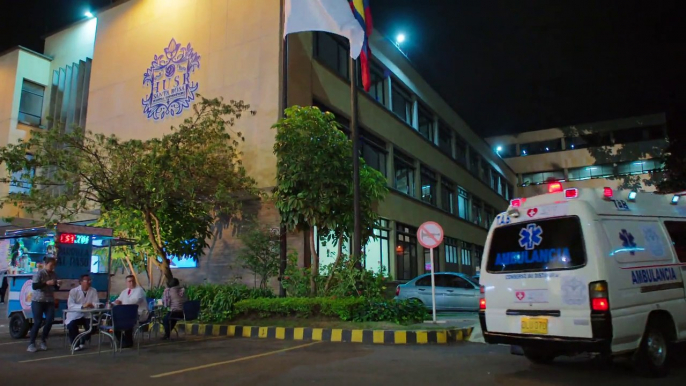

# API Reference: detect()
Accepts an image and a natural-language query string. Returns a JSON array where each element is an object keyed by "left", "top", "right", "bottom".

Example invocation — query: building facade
[
  {"left": 0, "top": 0, "right": 516, "bottom": 285},
  {"left": 486, "top": 113, "right": 667, "bottom": 198}
]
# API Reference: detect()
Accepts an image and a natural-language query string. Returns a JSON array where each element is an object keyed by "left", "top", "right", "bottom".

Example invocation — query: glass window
[
  {"left": 360, "top": 61, "right": 386, "bottom": 105},
  {"left": 613, "top": 125, "right": 666, "bottom": 145},
  {"left": 417, "top": 104, "right": 434, "bottom": 142},
  {"left": 480, "top": 159, "right": 489, "bottom": 183},
  {"left": 446, "top": 275, "right": 475, "bottom": 289},
  {"left": 521, "top": 170, "right": 565, "bottom": 186},
  {"left": 460, "top": 241, "right": 474, "bottom": 276},
  {"left": 455, "top": 135, "right": 467, "bottom": 166},
  {"left": 506, "top": 184, "right": 514, "bottom": 201},
  {"left": 445, "top": 237, "right": 458, "bottom": 266},
  {"left": 396, "top": 223, "right": 418, "bottom": 280},
  {"left": 361, "top": 130, "right": 387, "bottom": 177},
  {"left": 415, "top": 276, "right": 432, "bottom": 286},
  {"left": 314, "top": 32, "right": 349, "bottom": 80},
  {"left": 486, "top": 217, "right": 586, "bottom": 273},
  {"left": 565, "top": 132, "right": 612, "bottom": 150},
  {"left": 19, "top": 80, "right": 45, "bottom": 126},
  {"left": 423, "top": 248, "right": 440, "bottom": 273},
  {"left": 8, "top": 154, "right": 35, "bottom": 195},
  {"left": 617, "top": 159, "right": 663, "bottom": 176},
  {"left": 568, "top": 164, "right": 615, "bottom": 181},
  {"left": 458, "top": 187, "right": 470, "bottom": 220},
  {"left": 469, "top": 151, "right": 479, "bottom": 175},
  {"left": 440, "top": 178, "right": 455, "bottom": 214},
  {"left": 420, "top": 166, "right": 437, "bottom": 206},
  {"left": 471, "top": 197, "right": 483, "bottom": 226},
  {"left": 664, "top": 221, "right": 686, "bottom": 263},
  {"left": 485, "top": 206, "right": 494, "bottom": 229},
  {"left": 391, "top": 81, "right": 413, "bottom": 125},
  {"left": 394, "top": 151, "right": 415, "bottom": 197},
  {"left": 364, "top": 219, "right": 390, "bottom": 274},
  {"left": 437, "top": 121, "right": 452, "bottom": 156},
  {"left": 520, "top": 138, "right": 563, "bottom": 156}
]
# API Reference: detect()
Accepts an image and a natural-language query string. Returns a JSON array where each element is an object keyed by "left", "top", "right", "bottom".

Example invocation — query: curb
[{"left": 175, "top": 323, "right": 473, "bottom": 344}]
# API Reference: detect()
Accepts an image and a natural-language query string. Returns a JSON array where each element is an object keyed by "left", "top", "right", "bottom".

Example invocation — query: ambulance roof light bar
[
  {"left": 548, "top": 182, "right": 563, "bottom": 193},
  {"left": 510, "top": 198, "right": 526, "bottom": 207},
  {"left": 564, "top": 188, "right": 578, "bottom": 199},
  {"left": 603, "top": 187, "right": 613, "bottom": 199}
]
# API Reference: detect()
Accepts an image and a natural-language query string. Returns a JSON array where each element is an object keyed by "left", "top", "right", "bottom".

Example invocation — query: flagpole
[
  {"left": 349, "top": 57, "right": 362, "bottom": 266},
  {"left": 278, "top": 0, "right": 288, "bottom": 297}
]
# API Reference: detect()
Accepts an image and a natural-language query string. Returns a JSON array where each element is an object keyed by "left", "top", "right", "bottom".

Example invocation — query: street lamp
[
  {"left": 396, "top": 34, "right": 406, "bottom": 44},
  {"left": 85, "top": 11, "right": 94, "bottom": 18}
]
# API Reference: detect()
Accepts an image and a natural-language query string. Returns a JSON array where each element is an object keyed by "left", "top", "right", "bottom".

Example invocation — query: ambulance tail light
[
  {"left": 479, "top": 286, "right": 486, "bottom": 310},
  {"left": 564, "top": 188, "right": 578, "bottom": 199},
  {"left": 548, "top": 182, "right": 563, "bottom": 193},
  {"left": 603, "top": 187, "right": 613, "bottom": 199},
  {"left": 510, "top": 198, "right": 526, "bottom": 207},
  {"left": 395, "top": 286, "right": 400, "bottom": 296},
  {"left": 589, "top": 281, "right": 610, "bottom": 312}
]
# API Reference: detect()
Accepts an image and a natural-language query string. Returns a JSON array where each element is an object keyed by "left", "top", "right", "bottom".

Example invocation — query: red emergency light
[
  {"left": 564, "top": 188, "right": 579, "bottom": 199},
  {"left": 510, "top": 198, "right": 526, "bottom": 207},
  {"left": 548, "top": 182, "right": 563, "bottom": 193},
  {"left": 603, "top": 187, "right": 613, "bottom": 198}
]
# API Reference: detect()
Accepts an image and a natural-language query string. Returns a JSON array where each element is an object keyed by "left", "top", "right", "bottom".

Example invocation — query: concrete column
[{"left": 433, "top": 116, "right": 439, "bottom": 146}]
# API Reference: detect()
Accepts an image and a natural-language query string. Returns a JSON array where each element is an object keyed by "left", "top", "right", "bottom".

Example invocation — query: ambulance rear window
[{"left": 486, "top": 216, "right": 586, "bottom": 273}]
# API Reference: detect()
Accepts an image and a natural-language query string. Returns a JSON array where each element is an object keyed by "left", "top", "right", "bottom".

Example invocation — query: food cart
[{"left": 3, "top": 223, "right": 134, "bottom": 339}]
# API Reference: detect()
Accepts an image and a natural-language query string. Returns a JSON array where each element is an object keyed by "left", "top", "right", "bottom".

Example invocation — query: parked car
[
  {"left": 472, "top": 274, "right": 480, "bottom": 284},
  {"left": 395, "top": 272, "right": 480, "bottom": 311}
]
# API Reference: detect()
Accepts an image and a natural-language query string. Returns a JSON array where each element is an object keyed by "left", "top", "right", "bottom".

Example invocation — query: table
[{"left": 64, "top": 307, "right": 115, "bottom": 355}]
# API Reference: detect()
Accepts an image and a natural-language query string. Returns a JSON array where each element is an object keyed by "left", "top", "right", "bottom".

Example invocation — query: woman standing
[
  {"left": 27, "top": 258, "right": 60, "bottom": 353},
  {"left": 162, "top": 278, "right": 187, "bottom": 340}
]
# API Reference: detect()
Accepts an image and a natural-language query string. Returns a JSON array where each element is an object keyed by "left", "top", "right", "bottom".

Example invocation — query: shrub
[{"left": 354, "top": 299, "right": 428, "bottom": 324}]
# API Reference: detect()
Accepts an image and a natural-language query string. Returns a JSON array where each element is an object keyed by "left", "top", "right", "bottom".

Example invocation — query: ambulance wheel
[
  {"left": 9, "top": 313, "right": 30, "bottom": 339},
  {"left": 635, "top": 324, "right": 669, "bottom": 378},
  {"left": 522, "top": 347, "right": 556, "bottom": 365}
]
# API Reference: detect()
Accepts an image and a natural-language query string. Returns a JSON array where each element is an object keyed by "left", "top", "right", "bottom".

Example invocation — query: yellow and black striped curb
[{"left": 175, "top": 323, "right": 473, "bottom": 344}]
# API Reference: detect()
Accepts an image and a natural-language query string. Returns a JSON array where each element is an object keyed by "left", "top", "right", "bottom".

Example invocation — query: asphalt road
[{"left": 1, "top": 325, "right": 684, "bottom": 386}]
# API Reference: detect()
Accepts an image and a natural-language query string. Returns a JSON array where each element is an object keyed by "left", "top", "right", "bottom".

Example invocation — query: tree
[
  {"left": 238, "top": 226, "right": 280, "bottom": 289},
  {"left": 272, "top": 106, "right": 388, "bottom": 295},
  {"left": 657, "top": 136, "right": 686, "bottom": 193},
  {"left": 0, "top": 96, "right": 260, "bottom": 282}
]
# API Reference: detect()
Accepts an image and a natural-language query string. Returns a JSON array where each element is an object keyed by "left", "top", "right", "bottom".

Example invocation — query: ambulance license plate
[{"left": 521, "top": 318, "right": 548, "bottom": 334}]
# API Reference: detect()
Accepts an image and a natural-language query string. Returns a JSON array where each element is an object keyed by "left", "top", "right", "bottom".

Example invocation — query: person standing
[
  {"left": 113, "top": 275, "right": 148, "bottom": 348},
  {"left": 27, "top": 258, "right": 60, "bottom": 353},
  {"left": 65, "top": 274, "right": 99, "bottom": 351},
  {"left": 162, "top": 278, "right": 186, "bottom": 340}
]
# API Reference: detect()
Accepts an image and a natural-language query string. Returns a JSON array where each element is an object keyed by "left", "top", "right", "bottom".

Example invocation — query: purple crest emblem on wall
[{"left": 142, "top": 38, "right": 200, "bottom": 120}]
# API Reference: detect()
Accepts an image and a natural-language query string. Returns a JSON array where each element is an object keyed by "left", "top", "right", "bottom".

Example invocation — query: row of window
[
  {"left": 313, "top": 32, "right": 512, "bottom": 201},
  {"left": 499, "top": 125, "right": 667, "bottom": 158},
  {"left": 18, "top": 79, "right": 45, "bottom": 126},
  {"left": 521, "top": 159, "right": 664, "bottom": 186}
]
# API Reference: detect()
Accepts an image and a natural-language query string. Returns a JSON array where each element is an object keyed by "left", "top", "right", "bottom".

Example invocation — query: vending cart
[{"left": 3, "top": 223, "right": 132, "bottom": 339}]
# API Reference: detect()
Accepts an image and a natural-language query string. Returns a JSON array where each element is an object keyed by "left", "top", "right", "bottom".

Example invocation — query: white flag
[{"left": 284, "top": 0, "right": 365, "bottom": 59}]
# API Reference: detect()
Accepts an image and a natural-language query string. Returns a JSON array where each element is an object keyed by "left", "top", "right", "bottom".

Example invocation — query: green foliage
[
  {"left": 281, "top": 252, "right": 315, "bottom": 297},
  {"left": 657, "top": 137, "right": 686, "bottom": 193},
  {"left": 0, "top": 96, "right": 260, "bottom": 281},
  {"left": 233, "top": 297, "right": 427, "bottom": 324},
  {"left": 238, "top": 226, "right": 280, "bottom": 289},
  {"left": 145, "top": 286, "right": 165, "bottom": 299},
  {"left": 320, "top": 255, "right": 389, "bottom": 298}
]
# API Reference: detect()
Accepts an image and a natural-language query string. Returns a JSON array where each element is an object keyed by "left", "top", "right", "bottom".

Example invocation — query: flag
[
  {"left": 349, "top": 0, "right": 373, "bottom": 91},
  {"left": 284, "top": 0, "right": 366, "bottom": 59}
]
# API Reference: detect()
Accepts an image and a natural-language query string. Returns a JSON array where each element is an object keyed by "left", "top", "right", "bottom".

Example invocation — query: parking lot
[{"left": 1, "top": 322, "right": 686, "bottom": 386}]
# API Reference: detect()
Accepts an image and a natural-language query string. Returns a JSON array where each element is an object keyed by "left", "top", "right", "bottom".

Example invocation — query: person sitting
[
  {"left": 162, "top": 278, "right": 187, "bottom": 340},
  {"left": 113, "top": 275, "right": 148, "bottom": 348},
  {"left": 65, "top": 274, "right": 99, "bottom": 351}
]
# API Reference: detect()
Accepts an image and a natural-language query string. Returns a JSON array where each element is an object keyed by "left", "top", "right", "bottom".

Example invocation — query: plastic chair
[
  {"left": 99, "top": 304, "right": 138, "bottom": 354},
  {"left": 169, "top": 300, "right": 201, "bottom": 338}
]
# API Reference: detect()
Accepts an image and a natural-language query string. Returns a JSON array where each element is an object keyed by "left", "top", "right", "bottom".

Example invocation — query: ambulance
[{"left": 478, "top": 184, "right": 686, "bottom": 377}]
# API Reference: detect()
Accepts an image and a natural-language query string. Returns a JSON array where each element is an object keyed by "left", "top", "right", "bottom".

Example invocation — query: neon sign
[{"left": 58, "top": 233, "right": 90, "bottom": 245}]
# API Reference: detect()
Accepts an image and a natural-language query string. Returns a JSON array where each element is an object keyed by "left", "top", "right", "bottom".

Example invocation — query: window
[
  {"left": 8, "top": 154, "right": 35, "bottom": 195},
  {"left": 471, "top": 197, "right": 483, "bottom": 226},
  {"left": 664, "top": 221, "right": 686, "bottom": 263},
  {"left": 361, "top": 130, "right": 387, "bottom": 177},
  {"left": 394, "top": 151, "right": 415, "bottom": 197},
  {"left": 460, "top": 240, "right": 474, "bottom": 275},
  {"left": 617, "top": 159, "right": 663, "bottom": 176},
  {"left": 437, "top": 121, "right": 452, "bottom": 156},
  {"left": 613, "top": 125, "right": 666, "bottom": 145},
  {"left": 454, "top": 135, "right": 467, "bottom": 166},
  {"left": 314, "top": 32, "right": 349, "bottom": 79},
  {"left": 485, "top": 206, "right": 495, "bottom": 229},
  {"left": 568, "top": 164, "right": 615, "bottom": 181},
  {"left": 490, "top": 170, "right": 498, "bottom": 190},
  {"left": 474, "top": 245, "right": 484, "bottom": 271},
  {"left": 496, "top": 173, "right": 504, "bottom": 196},
  {"left": 391, "top": 81, "right": 413, "bottom": 125},
  {"left": 506, "top": 184, "right": 514, "bottom": 201},
  {"left": 469, "top": 151, "right": 479, "bottom": 175},
  {"left": 364, "top": 219, "right": 390, "bottom": 274},
  {"left": 396, "top": 223, "right": 418, "bottom": 280},
  {"left": 520, "top": 138, "right": 563, "bottom": 156},
  {"left": 445, "top": 237, "right": 458, "bottom": 268},
  {"left": 565, "top": 132, "right": 612, "bottom": 150},
  {"left": 458, "top": 187, "right": 470, "bottom": 220},
  {"left": 19, "top": 80, "right": 45, "bottom": 126},
  {"left": 446, "top": 275, "right": 476, "bottom": 289},
  {"left": 361, "top": 62, "right": 386, "bottom": 105},
  {"left": 480, "top": 159, "right": 489, "bottom": 183},
  {"left": 420, "top": 166, "right": 437, "bottom": 206},
  {"left": 440, "top": 178, "right": 455, "bottom": 214},
  {"left": 521, "top": 170, "right": 565, "bottom": 186},
  {"left": 417, "top": 104, "right": 434, "bottom": 142},
  {"left": 423, "top": 247, "right": 439, "bottom": 272}
]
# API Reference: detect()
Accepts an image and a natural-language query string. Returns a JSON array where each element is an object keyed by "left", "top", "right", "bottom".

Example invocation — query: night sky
[{"left": 2, "top": 0, "right": 684, "bottom": 136}]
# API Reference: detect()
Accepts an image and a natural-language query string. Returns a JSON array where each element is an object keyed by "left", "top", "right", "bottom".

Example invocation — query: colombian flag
[{"left": 349, "top": 0, "right": 373, "bottom": 92}]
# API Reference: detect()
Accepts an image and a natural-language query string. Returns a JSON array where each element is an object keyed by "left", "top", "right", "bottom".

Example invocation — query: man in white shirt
[
  {"left": 113, "top": 275, "right": 148, "bottom": 348},
  {"left": 65, "top": 274, "right": 100, "bottom": 351}
]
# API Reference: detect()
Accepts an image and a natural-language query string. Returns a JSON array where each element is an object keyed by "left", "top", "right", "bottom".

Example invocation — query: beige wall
[{"left": 44, "top": 18, "right": 97, "bottom": 72}]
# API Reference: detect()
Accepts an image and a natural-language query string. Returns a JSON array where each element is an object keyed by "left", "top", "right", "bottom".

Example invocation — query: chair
[
  {"left": 99, "top": 304, "right": 138, "bottom": 354},
  {"left": 169, "top": 300, "right": 201, "bottom": 338}
]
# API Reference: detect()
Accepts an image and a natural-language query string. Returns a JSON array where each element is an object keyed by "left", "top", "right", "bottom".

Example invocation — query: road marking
[
  {"left": 0, "top": 341, "right": 24, "bottom": 346},
  {"left": 150, "top": 341, "right": 323, "bottom": 378},
  {"left": 18, "top": 336, "right": 226, "bottom": 363}
]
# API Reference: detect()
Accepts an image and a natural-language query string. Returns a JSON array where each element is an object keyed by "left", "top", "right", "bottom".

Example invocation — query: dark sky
[{"left": 2, "top": 0, "right": 684, "bottom": 136}]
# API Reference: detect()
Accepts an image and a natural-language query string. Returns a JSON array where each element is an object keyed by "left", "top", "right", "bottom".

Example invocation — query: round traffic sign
[{"left": 417, "top": 221, "right": 444, "bottom": 249}]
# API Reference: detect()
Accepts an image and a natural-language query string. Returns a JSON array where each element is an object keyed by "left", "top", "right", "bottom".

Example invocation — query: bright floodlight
[
  {"left": 85, "top": 11, "right": 94, "bottom": 18},
  {"left": 496, "top": 146, "right": 503, "bottom": 152},
  {"left": 396, "top": 34, "right": 406, "bottom": 44}
]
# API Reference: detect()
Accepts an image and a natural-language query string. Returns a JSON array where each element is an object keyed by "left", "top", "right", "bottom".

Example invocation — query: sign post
[{"left": 417, "top": 221, "right": 444, "bottom": 324}]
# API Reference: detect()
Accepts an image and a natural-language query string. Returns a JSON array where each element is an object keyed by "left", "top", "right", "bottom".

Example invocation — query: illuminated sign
[
  {"left": 142, "top": 38, "right": 201, "bottom": 120},
  {"left": 58, "top": 233, "right": 90, "bottom": 245}
]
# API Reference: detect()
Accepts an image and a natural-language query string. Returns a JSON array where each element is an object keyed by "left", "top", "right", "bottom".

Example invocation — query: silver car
[{"left": 395, "top": 272, "right": 480, "bottom": 311}]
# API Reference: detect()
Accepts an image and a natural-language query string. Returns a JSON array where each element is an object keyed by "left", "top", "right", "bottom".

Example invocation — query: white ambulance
[{"left": 479, "top": 184, "right": 686, "bottom": 377}]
